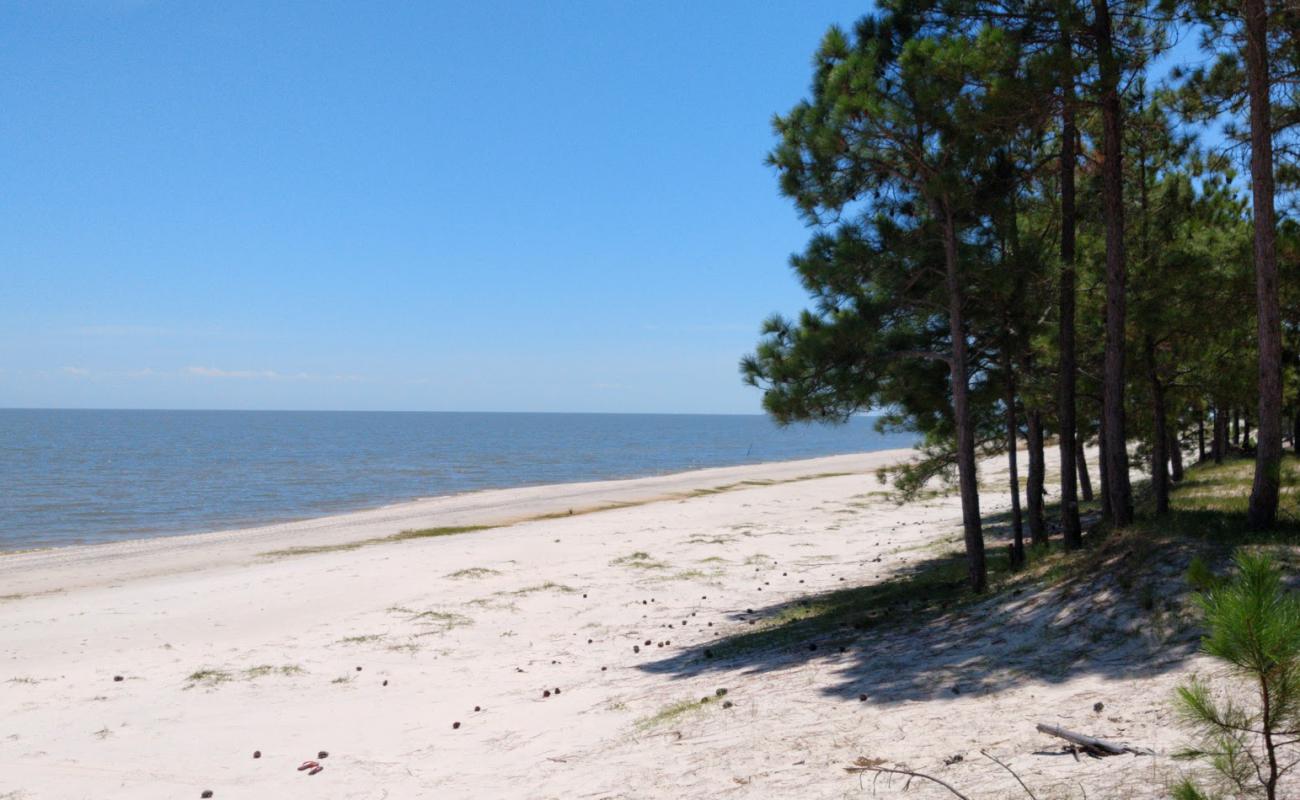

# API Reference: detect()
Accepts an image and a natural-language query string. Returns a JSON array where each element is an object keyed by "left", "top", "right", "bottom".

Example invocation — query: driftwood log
[{"left": 1035, "top": 722, "right": 1145, "bottom": 756}]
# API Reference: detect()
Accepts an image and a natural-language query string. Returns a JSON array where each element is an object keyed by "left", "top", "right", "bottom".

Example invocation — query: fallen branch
[
  {"left": 844, "top": 762, "right": 973, "bottom": 800},
  {"left": 1035, "top": 723, "right": 1149, "bottom": 757}
]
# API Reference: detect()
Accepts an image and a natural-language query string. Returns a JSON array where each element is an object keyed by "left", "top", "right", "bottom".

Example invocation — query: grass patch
[
  {"left": 244, "top": 664, "right": 305, "bottom": 679},
  {"left": 610, "top": 551, "right": 669, "bottom": 570},
  {"left": 535, "top": 501, "right": 639, "bottom": 520},
  {"left": 685, "top": 534, "right": 736, "bottom": 545},
  {"left": 669, "top": 569, "right": 708, "bottom": 580},
  {"left": 1111, "top": 458, "right": 1300, "bottom": 574},
  {"left": 500, "top": 581, "right": 577, "bottom": 596},
  {"left": 389, "top": 525, "right": 495, "bottom": 542},
  {"left": 689, "top": 485, "right": 737, "bottom": 497},
  {"left": 635, "top": 697, "right": 712, "bottom": 730},
  {"left": 410, "top": 610, "right": 473, "bottom": 628},
  {"left": 337, "top": 634, "right": 385, "bottom": 645},
  {"left": 389, "top": 606, "right": 473, "bottom": 632},
  {"left": 647, "top": 568, "right": 718, "bottom": 584},
  {"left": 185, "top": 668, "right": 235, "bottom": 686},
  {"left": 261, "top": 542, "right": 365, "bottom": 557},
  {"left": 446, "top": 567, "right": 500, "bottom": 579},
  {"left": 261, "top": 525, "right": 497, "bottom": 558},
  {"left": 1146, "top": 457, "right": 1300, "bottom": 521},
  {"left": 465, "top": 596, "right": 519, "bottom": 611},
  {"left": 186, "top": 664, "right": 305, "bottom": 687},
  {"left": 688, "top": 472, "right": 852, "bottom": 499}
]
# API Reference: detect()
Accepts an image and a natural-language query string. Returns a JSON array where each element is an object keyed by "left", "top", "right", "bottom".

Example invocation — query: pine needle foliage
[{"left": 1174, "top": 551, "right": 1300, "bottom": 800}]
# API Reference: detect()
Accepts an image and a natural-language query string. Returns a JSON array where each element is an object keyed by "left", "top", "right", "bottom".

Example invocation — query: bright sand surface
[{"left": 1, "top": 448, "right": 1198, "bottom": 799}]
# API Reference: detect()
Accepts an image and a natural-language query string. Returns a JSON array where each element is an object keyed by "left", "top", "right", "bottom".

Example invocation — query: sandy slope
[{"left": 0, "top": 448, "right": 1207, "bottom": 799}]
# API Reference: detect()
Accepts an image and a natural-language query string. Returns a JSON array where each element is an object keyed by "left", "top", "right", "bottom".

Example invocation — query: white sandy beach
[{"left": 0, "top": 448, "right": 1202, "bottom": 799}]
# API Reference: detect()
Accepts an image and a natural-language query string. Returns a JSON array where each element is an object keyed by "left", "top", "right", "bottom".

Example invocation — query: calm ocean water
[{"left": 0, "top": 410, "right": 914, "bottom": 551}]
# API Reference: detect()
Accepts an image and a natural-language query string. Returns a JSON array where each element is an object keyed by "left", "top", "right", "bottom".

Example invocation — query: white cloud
[
  {"left": 185, "top": 366, "right": 280, "bottom": 380},
  {"left": 184, "top": 366, "right": 363, "bottom": 382}
]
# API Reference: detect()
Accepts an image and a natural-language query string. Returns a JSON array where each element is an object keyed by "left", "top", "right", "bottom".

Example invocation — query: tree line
[{"left": 742, "top": 0, "right": 1300, "bottom": 592}]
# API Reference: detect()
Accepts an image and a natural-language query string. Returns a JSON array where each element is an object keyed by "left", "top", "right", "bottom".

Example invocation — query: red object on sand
[
  {"left": 309, "top": 765, "right": 324, "bottom": 776},
  {"left": 297, "top": 760, "right": 319, "bottom": 772}
]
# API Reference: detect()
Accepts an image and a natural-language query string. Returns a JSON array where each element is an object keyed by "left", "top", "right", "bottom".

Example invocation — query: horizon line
[{"left": 0, "top": 406, "right": 884, "bottom": 418}]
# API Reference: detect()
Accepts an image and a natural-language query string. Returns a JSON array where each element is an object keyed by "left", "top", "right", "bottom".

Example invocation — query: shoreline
[
  {"left": 3, "top": 408, "right": 909, "bottom": 554},
  {"left": 0, "top": 442, "right": 909, "bottom": 555},
  {"left": 0, "top": 448, "right": 915, "bottom": 598}
]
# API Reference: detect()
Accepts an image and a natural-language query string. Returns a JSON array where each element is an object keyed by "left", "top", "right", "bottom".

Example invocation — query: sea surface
[{"left": 0, "top": 409, "right": 915, "bottom": 551}]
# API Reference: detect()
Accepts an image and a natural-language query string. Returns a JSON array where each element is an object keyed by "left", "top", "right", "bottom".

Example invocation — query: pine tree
[
  {"left": 1175, "top": 551, "right": 1300, "bottom": 800},
  {"left": 748, "top": 14, "right": 1044, "bottom": 591}
]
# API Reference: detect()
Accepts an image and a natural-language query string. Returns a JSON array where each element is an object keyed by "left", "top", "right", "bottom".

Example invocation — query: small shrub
[{"left": 1173, "top": 551, "right": 1300, "bottom": 800}]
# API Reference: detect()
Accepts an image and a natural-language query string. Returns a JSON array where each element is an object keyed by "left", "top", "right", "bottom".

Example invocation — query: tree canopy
[{"left": 745, "top": 0, "right": 1300, "bottom": 591}]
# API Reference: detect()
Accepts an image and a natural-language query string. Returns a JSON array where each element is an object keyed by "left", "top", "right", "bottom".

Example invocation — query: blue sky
[{"left": 0, "top": 0, "right": 880, "bottom": 413}]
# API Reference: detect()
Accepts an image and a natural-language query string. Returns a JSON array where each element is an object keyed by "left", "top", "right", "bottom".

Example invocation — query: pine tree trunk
[
  {"left": 941, "top": 205, "right": 986, "bottom": 592},
  {"left": 1027, "top": 410, "right": 1047, "bottom": 545},
  {"left": 1003, "top": 357, "right": 1024, "bottom": 566},
  {"left": 1170, "top": 430, "right": 1185, "bottom": 482},
  {"left": 1245, "top": 416, "right": 1253, "bottom": 450},
  {"left": 1076, "top": 437, "right": 1094, "bottom": 502},
  {"left": 1234, "top": 410, "right": 1241, "bottom": 447},
  {"left": 1098, "top": 418, "right": 1113, "bottom": 519},
  {"left": 1199, "top": 412, "right": 1207, "bottom": 462},
  {"left": 1147, "top": 337, "right": 1169, "bottom": 514},
  {"left": 1214, "top": 406, "right": 1227, "bottom": 464},
  {"left": 1293, "top": 410, "right": 1299, "bottom": 455},
  {"left": 1245, "top": 0, "right": 1283, "bottom": 529},
  {"left": 1057, "top": 33, "right": 1082, "bottom": 549},
  {"left": 1092, "top": 0, "right": 1132, "bottom": 525}
]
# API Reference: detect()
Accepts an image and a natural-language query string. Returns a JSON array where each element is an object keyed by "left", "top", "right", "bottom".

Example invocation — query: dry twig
[
  {"left": 845, "top": 759, "right": 973, "bottom": 800},
  {"left": 980, "top": 749, "right": 1039, "bottom": 800}
]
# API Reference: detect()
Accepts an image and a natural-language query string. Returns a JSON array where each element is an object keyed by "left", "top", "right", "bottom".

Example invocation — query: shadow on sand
[{"left": 635, "top": 501, "right": 1240, "bottom": 707}]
